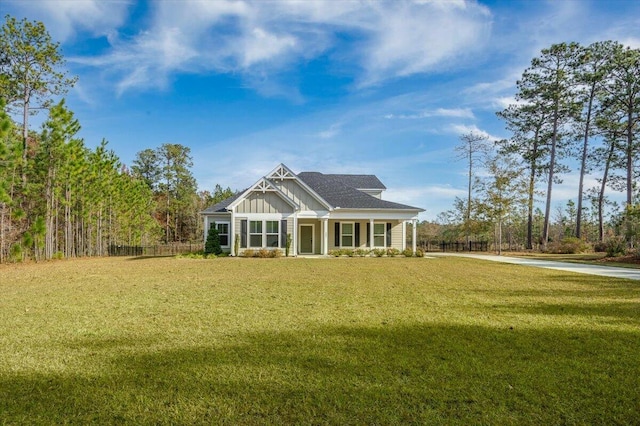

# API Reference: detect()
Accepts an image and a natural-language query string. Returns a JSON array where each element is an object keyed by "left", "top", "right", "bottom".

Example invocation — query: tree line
[
  {"left": 434, "top": 41, "right": 640, "bottom": 253},
  {"left": 0, "top": 15, "right": 232, "bottom": 263}
]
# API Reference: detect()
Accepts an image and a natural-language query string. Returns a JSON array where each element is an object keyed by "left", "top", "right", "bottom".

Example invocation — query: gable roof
[
  {"left": 201, "top": 190, "right": 244, "bottom": 213},
  {"left": 202, "top": 164, "right": 423, "bottom": 214},
  {"left": 227, "top": 177, "right": 299, "bottom": 210},
  {"left": 297, "top": 172, "right": 421, "bottom": 211}
]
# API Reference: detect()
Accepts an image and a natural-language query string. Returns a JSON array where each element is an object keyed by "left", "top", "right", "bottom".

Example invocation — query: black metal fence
[
  {"left": 419, "top": 240, "right": 489, "bottom": 252},
  {"left": 108, "top": 243, "right": 204, "bottom": 257},
  {"left": 439, "top": 241, "right": 488, "bottom": 252}
]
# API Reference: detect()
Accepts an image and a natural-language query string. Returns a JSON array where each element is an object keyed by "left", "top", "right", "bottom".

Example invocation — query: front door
[{"left": 299, "top": 225, "right": 314, "bottom": 254}]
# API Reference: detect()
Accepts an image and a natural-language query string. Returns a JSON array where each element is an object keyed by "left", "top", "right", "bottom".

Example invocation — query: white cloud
[
  {"left": 241, "top": 28, "right": 297, "bottom": 68},
  {"left": 387, "top": 108, "right": 475, "bottom": 120},
  {"left": 60, "top": 0, "right": 493, "bottom": 95},
  {"left": 360, "top": 1, "right": 492, "bottom": 86},
  {"left": 316, "top": 123, "right": 342, "bottom": 139},
  {"left": 448, "top": 124, "right": 501, "bottom": 142},
  {"left": 7, "top": 0, "right": 131, "bottom": 41}
]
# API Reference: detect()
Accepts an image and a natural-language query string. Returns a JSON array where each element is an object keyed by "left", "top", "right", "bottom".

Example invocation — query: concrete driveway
[{"left": 429, "top": 252, "right": 640, "bottom": 281}]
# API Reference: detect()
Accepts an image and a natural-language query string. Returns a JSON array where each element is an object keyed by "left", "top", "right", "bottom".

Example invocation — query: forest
[
  {"left": 418, "top": 41, "right": 640, "bottom": 254},
  {"left": 1, "top": 16, "right": 640, "bottom": 262},
  {"left": 0, "top": 16, "right": 233, "bottom": 262}
]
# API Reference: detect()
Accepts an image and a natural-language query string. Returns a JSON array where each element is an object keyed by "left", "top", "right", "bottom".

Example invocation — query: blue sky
[{"left": 4, "top": 0, "right": 640, "bottom": 220}]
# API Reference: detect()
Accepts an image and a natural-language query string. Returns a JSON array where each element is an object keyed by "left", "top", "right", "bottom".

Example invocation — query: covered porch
[{"left": 295, "top": 217, "right": 418, "bottom": 256}]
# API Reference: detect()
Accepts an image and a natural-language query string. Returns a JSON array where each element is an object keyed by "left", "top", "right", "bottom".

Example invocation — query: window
[
  {"left": 246, "top": 219, "right": 280, "bottom": 248},
  {"left": 341, "top": 223, "right": 354, "bottom": 247},
  {"left": 249, "top": 221, "right": 263, "bottom": 247},
  {"left": 374, "top": 223, "right": 386, "bottom": 247},
  {"left": 266, "top": 220, "right": 279, "bottom": 247},
  {"left": 212, "top": 222, "right": 229, "bottom": 246}
]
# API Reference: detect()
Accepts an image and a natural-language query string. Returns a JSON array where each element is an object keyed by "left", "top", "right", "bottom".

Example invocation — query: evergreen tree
[
  {"left": 0, "top": 15, "right": 77, "bottom": 185},
  {"left": 204, "top": 224, "right": 222, "bottom": 255}
]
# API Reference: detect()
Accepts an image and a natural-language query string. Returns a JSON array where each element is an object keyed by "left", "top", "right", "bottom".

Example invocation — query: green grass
[{"left": 1, "top": 257, "right": 639, "bottom": 424}]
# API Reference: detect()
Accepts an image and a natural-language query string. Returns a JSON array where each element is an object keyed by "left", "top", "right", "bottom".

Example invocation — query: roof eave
[{"left": 334, "top": 207, "right": 425, "bottom": 212}]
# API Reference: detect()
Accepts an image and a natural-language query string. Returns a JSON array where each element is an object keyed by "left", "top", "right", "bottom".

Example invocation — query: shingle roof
[
  {"left": 324, "top": 174, "right": 386, "bottom": 190},
  {"left": 297, "top": 172, "right": 421, "bottom": 210},
  {"left": 201, "top": 190, "right": 244, "bottom": 213},
  {"left": 202, "top": 168, "right": 423, "bottom": 213}
]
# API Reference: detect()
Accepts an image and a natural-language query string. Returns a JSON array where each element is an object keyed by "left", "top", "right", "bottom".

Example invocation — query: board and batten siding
[
  {"left": 235, "top": 192, "right": 294, "bottom": 214},
  {"left": 272, "top": 180, "right": 325, "bottom": 211}
]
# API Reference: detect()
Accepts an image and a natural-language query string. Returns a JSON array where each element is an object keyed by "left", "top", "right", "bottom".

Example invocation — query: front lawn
[{"left": 1, "top": 257, "right": 638, "bottom": 424}]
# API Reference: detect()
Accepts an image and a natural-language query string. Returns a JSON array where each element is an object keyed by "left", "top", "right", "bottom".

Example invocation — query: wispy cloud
[
  {"left": 316, "top": 123, "right": 342, "bottom": 139},
  {"left": 359, "top": 1, "right": 492, "bottom": 86},
  {"left": 7, "top": 0, "right": 131, "bottom": 42},
  {"left": 55, "top": 0, "right": 493, "bottom": 96},
  {"left": 448, "top": 124, "right": 501, "bottom": 142},
  {"left": 386, "top": 108, "right": 475, "bottom": 120}
]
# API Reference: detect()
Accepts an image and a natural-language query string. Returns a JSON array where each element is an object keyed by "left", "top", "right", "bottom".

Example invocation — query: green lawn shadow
[{"left": 2, "top": 323, "right": 638, "bottom": 424}]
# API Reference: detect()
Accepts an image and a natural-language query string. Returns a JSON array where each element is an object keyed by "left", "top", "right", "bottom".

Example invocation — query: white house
[{"left": 201, "top": 164, "right": 424, "bottom": 256}]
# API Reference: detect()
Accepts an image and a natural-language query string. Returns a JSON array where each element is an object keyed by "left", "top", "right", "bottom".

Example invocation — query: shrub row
[
  {"left": 242, "top": 248, "right": 283, "bottom": 258},
  {"left": 545, "top": 236, "right": 631, "bottom": 257},
  {"left": 328, "top": 248, "right": 424, "bottom": 257}
]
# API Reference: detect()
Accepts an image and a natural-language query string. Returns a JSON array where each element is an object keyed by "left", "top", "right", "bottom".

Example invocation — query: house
[{"left": 201, "top": 164, "right": 424, "bottom": 256}]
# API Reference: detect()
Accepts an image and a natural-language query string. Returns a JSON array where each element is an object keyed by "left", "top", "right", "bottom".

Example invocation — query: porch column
[
  {"left": 293, "top": 213, "right": 298, "bottom": 256},
  {"left": 203, "top": 216, "right": 209, "bottom": 244},
  {"left": 369, "top": 219, "right": 374, "bottom": 250},
  {"left": 322, "top": 218, "right": 329, "bottom": 255},
  {"left": 230, "top": 211, "right": 235, "bottom": 256},
  {"left": 412, "top": 219, "right": 417, "bottom": 252},
  {"left": 402, "top": 221, "right": 407, "bottom": 251}
]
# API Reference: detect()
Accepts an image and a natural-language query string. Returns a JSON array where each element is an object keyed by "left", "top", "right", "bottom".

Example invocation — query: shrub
[
  {"left": 373, "top": 248, "right": 386, "bottom": 257},
  {"left": 205, "top": 225, "right": 222, "bottom": 255},
  {"left": 387, "top": 248, "right": 401, "bottom": 257},
  {"left": 593, "top": 241, "right": 607, "bottom": 253},
  {"left": 353, "top": 248, "right": 371, "bottom": 257},
  {"left": 9, "top": 243, "right": 22, "bottom": 262},
  {"left": 242, "top": 249, "right": 255, "bottom": 258},
  {"left": 605, "top": 237, "right": 627, "bottom": 257},
  {"left": 285, "top": 233, "right": 292, "bottom": 257},
  {"left": 257, "top": 248, "right": 271, "bottom": 258},
  {"left": 546, "top": 237, "right": 590, "bottom": 254},
  {"left": 415, "top": 249, "right": 425, "bottom": 258},
  {"left": 402, "top": 248, "right": 413, "bottom": 257},
  {"left": 270, "top": 249, "right": 283, "bottom": 258},
  {"left": 177, "top": 250, "right": 207, "bottom": 259}
]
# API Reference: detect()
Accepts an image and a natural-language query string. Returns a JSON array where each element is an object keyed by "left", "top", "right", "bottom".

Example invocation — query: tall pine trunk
[
  {"left": 542, "top": 109, "right": 560, "bottom": 249},
  {"left": 576, "top": 88, "right": 595, "bottom": 239}
]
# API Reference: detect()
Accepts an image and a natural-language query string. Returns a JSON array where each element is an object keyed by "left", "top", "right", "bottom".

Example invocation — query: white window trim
[
  {"left": 340, "top": 222, "right": 355, "bottom": 248},
  {"left": 249, "top": 220, "right": 263, "bottom": 248},
  {"left": 373, "top": 222, "right": 386, "bottom": 248},
  {"left": 248, "top": 219, "right": 281, "bottom": 249},
  {"left": 215, "top": 221, "right": 231, "bottom": 247},
  {"left": 266, "top": 220, "right": 280, "bottom": 248}
]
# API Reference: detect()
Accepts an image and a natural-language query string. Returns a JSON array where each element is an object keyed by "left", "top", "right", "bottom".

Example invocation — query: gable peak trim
[
  {"left": 226, "top": 177, "right": 299, "bottom": 210},
  {"left": 267, "top": 163, "right": 296, "bottom": 181}
]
